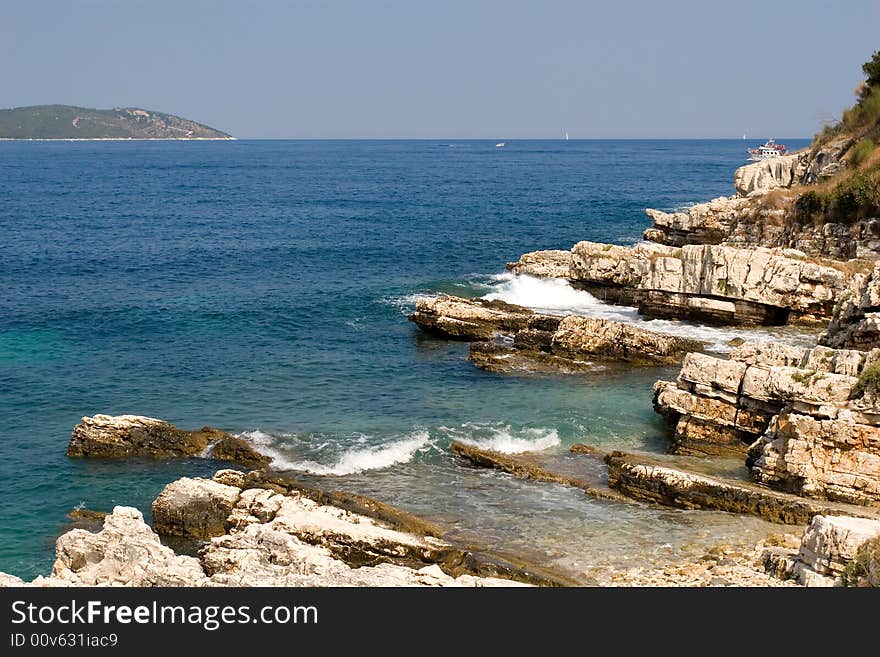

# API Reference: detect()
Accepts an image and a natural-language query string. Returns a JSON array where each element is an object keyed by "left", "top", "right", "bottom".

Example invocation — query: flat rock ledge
[
  {"left": 764, "top": 514, "right": 880, "bottom": 586},
  {"left": 605, "top": 451, "right": 880, "bottom": 525},
  {"left": 1, "top": 471, "right": 571, "bottom": 587},
  {"left": 67, "top": 414, "right": 269, "bottom": 468},
  {"left": 507, "top": 241, "right": 847, "bottom": 325},
  {"left": 410, "top": 295, "right": 702, "bottom": 371},
  {"left": 450, "top": 441, "right": 628, "bottom": 502}
]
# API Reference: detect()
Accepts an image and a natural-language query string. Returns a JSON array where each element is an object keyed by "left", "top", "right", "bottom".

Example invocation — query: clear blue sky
[{"left": 2, "top": 0, "right": 878, "bottom": 138}]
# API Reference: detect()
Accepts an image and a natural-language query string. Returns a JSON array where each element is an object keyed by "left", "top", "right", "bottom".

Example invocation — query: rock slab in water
[
  {"left": 411, "top": 295, "right": 702, "bottom": 371},
  {"left": 450, "top": 440, "right": 627, "bottom": 502},
  {"left": 67, "top": 414, "right": 270, "bottom": 467},
  {"left": 604, "top": 450, "right": 880, "bottom": 525}
]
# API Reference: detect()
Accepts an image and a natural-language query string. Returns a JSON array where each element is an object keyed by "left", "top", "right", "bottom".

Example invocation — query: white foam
[
  {"left": 241, "top": 429, "right": 432, "bottom": 476},
  {"left": 382, "top": 293, "right": 436, "bottom": 314},
  {"left": 441, "top": 424, "right": 561, "bottom": 454},
  {"left": 480, "top": 273, "right": 814, "bottom": 352},
  {"left": 482, "top": 273, "right": 640, "bottom": 321}
]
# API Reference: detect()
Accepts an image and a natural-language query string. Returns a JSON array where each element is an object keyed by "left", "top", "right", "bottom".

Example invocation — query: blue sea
[{"left": 0, "top": 139, "right": 811, "bottom": 581}]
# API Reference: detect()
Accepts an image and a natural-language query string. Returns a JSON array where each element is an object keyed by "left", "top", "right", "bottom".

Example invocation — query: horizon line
[{"left": 201, "top": 136, "right": 813, "bottom": 141}]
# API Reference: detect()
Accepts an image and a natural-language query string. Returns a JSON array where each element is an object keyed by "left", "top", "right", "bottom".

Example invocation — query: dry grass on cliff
[
  {"left": 815, "top": 87, "right": 880, "bottom": 150},
  {"left": 755, "top": 188, "right": 798, "bottom": 212}
]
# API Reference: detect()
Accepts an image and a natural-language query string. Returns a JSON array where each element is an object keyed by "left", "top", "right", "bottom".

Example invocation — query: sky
[{"left": 2, "top": 0, "right": 878, "bottom": 139}]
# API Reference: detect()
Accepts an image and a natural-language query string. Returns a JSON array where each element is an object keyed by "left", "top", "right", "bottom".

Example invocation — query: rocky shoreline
[
  {"left": 404, "top": 133, "right": 880, "bottom": 586},
  {"left": 5, "top": 111, "right": 880, "bottom": 588}
]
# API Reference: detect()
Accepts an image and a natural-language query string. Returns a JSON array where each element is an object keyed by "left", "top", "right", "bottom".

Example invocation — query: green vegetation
[
  {"left": 0, "top": 105, "right": 231, "bottom": 139},
  {"left": 841, "top": 537, "right": 879, "bottom": 587},
  {"left": 851, "top": 360, "right": 880, "bottom": 398},
  {"left": 832, "top": 290, "right": 852, "bottom": 316},
  {"left": 849, "top": 138, "right": 876, "bottom": 168},
  {"left": 864, "top": 50, "right": 880, "bottom": 88},
  {"left": 794, "top": 52, "right": 880, "bottom": 225},
  {"left": 790, "top": 370, "right": 824, "bottom": 385},
  {"left": 814, "top": 87, "right": 880, "bottom": 148},
  {"left": 794, "top": 165, "right": 880, "bottom": 224}
]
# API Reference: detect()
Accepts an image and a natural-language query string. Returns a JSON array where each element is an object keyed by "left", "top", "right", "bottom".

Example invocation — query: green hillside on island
[{"left": 0, "top": 105, "right": 232, "bottom": 139}]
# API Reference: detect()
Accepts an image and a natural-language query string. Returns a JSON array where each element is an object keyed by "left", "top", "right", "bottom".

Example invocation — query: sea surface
[{"left": 0, "top": 138, "right": 812, "bottom": 581}]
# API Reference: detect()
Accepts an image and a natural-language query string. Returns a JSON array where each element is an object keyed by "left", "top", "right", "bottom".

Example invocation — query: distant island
[{"left": 0, "top": 105, "right": 233, "bottom": 140}]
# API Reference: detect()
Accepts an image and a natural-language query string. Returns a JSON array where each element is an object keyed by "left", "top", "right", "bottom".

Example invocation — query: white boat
[
  {"left": 748, "top": 138, "right": 788, "bottom": 161},
  {"left": 564, "top": 131, "right": 569, "bottom": 140},
  {"left": 495, "top": 142, "right": 505, "bottom": 147}
]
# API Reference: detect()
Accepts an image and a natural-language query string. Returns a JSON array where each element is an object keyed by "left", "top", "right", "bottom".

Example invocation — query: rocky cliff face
[
  {"left": 653, "top": 342, "right": 864, "bottom": 457},
  {"left": 640, "top": 136, "right": 880, "bottom": 261},
  {"left": 734, "top": 154, "right": 802, "bottom": 197},
  {"left": 764, "top": 514, "right": 880, "bottom": 586},
  {"left": 643, "top": 197, "right": 753, "bottom": 247},
  {"left": 654, "top": 340, "right": 880, "bottom": 506},
  {"left": 821, "top": 262, "right": 880, "bottom": 349},
  {"left": 645, "top": 196, "right": 880, "bottom": 261},
  {"left": 509, "top": 241, "right": 847, "bottom": 325}
]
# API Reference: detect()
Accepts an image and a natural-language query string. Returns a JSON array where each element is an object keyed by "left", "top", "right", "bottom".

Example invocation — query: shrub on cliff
[
  {"left": 842, "top": 537, "right": 880, "bottom": 587},
  {"left": 828, "top": 167, "right": 880, "bottom": 221},
  {"left": 851, "top": 360, "right": 880, "bottom": 399},
  {"left": 795, "top": 165, "right": 880, "bottom": 224},
  {"left": 864, "top": 50, "right": 880, "bottom": 89},
  {"left": 849, "top": 138, "right": 876, "bottom": 168}
]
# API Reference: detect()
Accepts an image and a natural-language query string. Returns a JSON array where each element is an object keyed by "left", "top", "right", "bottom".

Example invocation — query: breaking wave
[
  {"left": 240, "top": 429, "right": 433, "bottom": 476},
  {"left": 440, "top": 424, "right": 561, "bottom": 454},
  {"left": 482, "top": 273, "right": 639, "bottom": 320},
  {"left": 478, "top": 273, "right": 815, "bottom": 352}
]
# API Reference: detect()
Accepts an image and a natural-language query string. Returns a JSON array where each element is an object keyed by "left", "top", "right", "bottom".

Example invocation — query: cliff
[
  {"left": 0, "top": 105, "right": 233, "bottom": 139},
  {"left": 509, "top": 241, "right": 848, "bottom": 325}
]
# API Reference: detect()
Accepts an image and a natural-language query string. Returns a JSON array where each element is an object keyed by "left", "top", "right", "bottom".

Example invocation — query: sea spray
[
  {"left": 480, "top": 273, "right": 816, "bottom": 352},
  {"left": 241, "top": 429, "right": 435, "bottom": 476},
  {"left": 438, "top": 424, "right": 561, "bottom": 454}
]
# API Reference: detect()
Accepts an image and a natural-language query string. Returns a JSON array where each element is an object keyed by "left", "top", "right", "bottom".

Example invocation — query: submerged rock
[
  {"left": 450, "top": 440, "right": 626, "bottom": 502},
  {"left": 604, "top": 450, "right": 880, "bottom": 525},
  {"left": 67, "top": 414, "right": 269, "bottom": 467},
  {"left": 152, "top": 471, "right": 571, "bottom": 586}
]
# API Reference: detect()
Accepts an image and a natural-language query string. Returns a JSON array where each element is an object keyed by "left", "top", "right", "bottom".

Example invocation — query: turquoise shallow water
[{"left": 0, "top": 139, "right": 811, "bottom": 580}]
